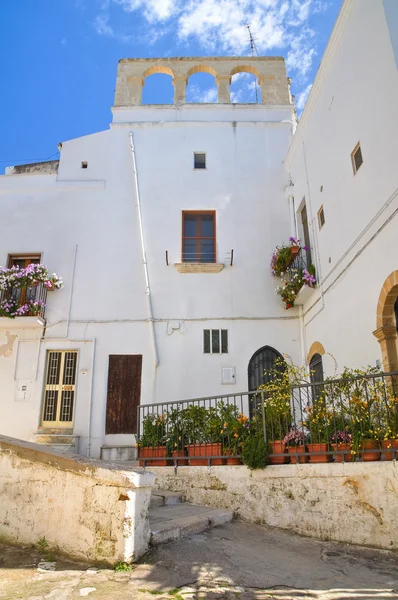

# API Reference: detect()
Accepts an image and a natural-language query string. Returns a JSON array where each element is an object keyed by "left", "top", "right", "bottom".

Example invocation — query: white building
[
  {"left": 0, "top": 57, "right": 299, "bottom": 459},
  {"left": 1, "top": 0, "right": 397, "bottom": 460},
  {"left": 285, "top": 0, "right": 398, "bottom": 379}
]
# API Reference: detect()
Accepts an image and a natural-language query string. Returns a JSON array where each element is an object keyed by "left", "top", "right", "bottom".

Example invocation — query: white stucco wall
[
  {"left": 0, "top": 435, "right": 155, "bottom": 563},
  {"left": 284, "top": 0, "right": 398, "bottom": 373},
  {"left": 151, "top": 462, "right": 398, "bottom": 550},
  {"left": 0, "top": 98, "right": 298, "bottom": 457}
]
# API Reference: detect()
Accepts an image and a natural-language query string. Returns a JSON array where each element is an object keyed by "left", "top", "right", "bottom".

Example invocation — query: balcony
[
  {"left": 0, "top": 284, "right": 47, "bottom": 327},
  {"left": 271, "top": 240, "right": 316, "bottom": 309}
]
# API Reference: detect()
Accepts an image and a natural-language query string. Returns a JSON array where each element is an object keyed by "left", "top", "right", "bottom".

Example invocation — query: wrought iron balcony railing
[{"left": 0, "top": 283, "right": 47, "bottom": 320}]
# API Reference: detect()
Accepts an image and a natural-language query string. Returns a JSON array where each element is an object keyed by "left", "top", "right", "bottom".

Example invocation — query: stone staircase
[{"left": 149, "top": 490, "right": 233, "bottom": 545}]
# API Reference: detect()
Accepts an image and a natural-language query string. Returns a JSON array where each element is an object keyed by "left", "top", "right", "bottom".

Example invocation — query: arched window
[
  {"left": 142, "top": 66, "right": 174, "bottom": 105},
  {"left": 230, "top": 66, "right": 262, "bottom": 103},
  {"left": 248, "top": 346, "right": 285, "bottom": 416},
  {"left": 310, "top": 353, "right": 324, "bottom": 402},
  {"left": 186, "top": 66, "right": 218, "bottom": 103}
]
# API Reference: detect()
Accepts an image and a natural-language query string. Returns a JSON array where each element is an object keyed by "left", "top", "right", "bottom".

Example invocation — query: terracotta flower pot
[
  {"left": 307, "top": 442, "right": 333, "bottom": 463},
  {"left": 360, "top": 440, "right": 381, "bottom": 462},
  {"left": 187, "top": 443, "right": 225, "bottom": 466},
  {"left": 138, "top": 446, "right": 168, "bottom": 467},
  {"left": 290, "top": 245, "right": 300, "bottom": 257},
  {"left": 381, "top": 439, "right": 398, "bottom": 461},
  {"left": 331, "top": 443, "right": 353, "bottom": 462},
  {"left": 171, "top": 449, "right": 188, "bottom": 466},
  {"left": 288, "top": 446, "right": 308, "bottom": 464},
  {"left": 269, "top": 440, "right": 290, "bottom": 465},
  {"left": 223, "top": 449, "right": 242, "bottom": 465}
]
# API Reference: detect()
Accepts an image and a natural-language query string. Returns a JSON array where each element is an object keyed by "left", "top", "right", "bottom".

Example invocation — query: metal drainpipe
[
  {"left": 129, "top": 132, "right": 159, "bottom": 372},
  {"left": 86, "top": 337, "right": 96, "bottom": 457}
]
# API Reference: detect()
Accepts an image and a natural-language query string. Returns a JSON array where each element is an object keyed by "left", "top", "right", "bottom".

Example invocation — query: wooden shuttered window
[
  {"left": 182, "top": 211, "right": 216, "bottom": 263},
  {"left": 105, "top": 355, "right": 142, "bottom": 434}
]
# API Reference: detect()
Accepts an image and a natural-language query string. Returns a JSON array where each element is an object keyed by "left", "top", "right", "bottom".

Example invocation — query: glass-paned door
[
  {"left": 7, "top": 256, "right": 40, "bottom": 306},
  {"left": 42, "top": 351, "right": 78, "bottom": 427}
]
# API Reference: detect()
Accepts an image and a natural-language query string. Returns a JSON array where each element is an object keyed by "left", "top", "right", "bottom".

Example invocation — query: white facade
[
  {"left": 0, "top": 57, "right": 299, "bottom": 458},
  {"left": 284, "top": 0, "right": 398, "bottom": 376},
  {"left": 2, "top": 0, "right": 397, "bottom": 460}
]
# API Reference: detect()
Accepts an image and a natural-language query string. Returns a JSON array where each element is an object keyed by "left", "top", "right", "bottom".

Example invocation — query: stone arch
[
  {"left": 142, "top": 65, "right": 175, "bottom": 80},
  {"left": 141, "top": 66, "right": 175, "bottom": 104},
  {"left": 186, "top": 65, "right": 218, "bottom": 103},
  {"left": 230, "top": 65, "right": 261, "bottom": 81},
  {"left": 307, "top": 341, "right": 325, "bottom": 365},
  {"left": 186, "top": 65, "right": 218, "bottom": 79},
  {"left": 373, "top": 271, "right": 398, "bottom": 372}
]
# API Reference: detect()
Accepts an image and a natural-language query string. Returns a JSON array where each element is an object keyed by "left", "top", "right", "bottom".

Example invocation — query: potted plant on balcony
[
  {"left": 305, "top": 394, "right": 333, "bottom": 463},
  {"left": 184, "top": 405, "right": 223, "bottom": 465},
  {"left": 381, "top": 390, "right": 398, "bottom": 460},
  {"left": 283, "top": 428, "right": 308, "bottom": 464},
  {"left": 219, "top": 402, "right": 249, "bottom": 465},
  {"left": 167, "top": 407, "right": 188, "bottom": 466},
  {"left": 331, "top": 430, "right": 353, "bottom": 462},
  {"left": 138, "top": 413, "right": 168, "bottom": 466},
  {"left": 270, "top": 237, "right": 303, "bottom": 277}
]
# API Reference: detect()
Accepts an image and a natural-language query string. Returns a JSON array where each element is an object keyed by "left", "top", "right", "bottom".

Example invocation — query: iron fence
[{"left": 137, "top": 371, "right": 398, "bottom": 467}]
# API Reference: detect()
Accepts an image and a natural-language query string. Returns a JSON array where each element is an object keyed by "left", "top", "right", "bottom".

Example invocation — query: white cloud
[
  {"left": 113, "top": 0, "right": 176, "bottom": 21},
  {"left": 186, "top": 83, "right": 218, "bottom": 103},
  {"left": 95, "top": 0, "right": 322, "bottom": 80},
  {"left": 94, "top": 14, "right": 115, "bottom": 36},
  {"left": 296, "top": 82, "right": 312, "bottom": 110}
]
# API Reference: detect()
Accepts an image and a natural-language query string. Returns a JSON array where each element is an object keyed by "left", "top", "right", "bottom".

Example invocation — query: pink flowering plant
[
  {"left": 0, "top": 298, "right": 45, "bottom": 318},
  {"left": 0, "top": 263, "right": 63, "bottom": 319},
  {"left": 330, "top": 430, "right": 352, "bottom": 444},
  {"left": 0, "top": 264, "right": 63, "bottom": 292},
  {"left": 270, "top": 237, "right": 303, "bottom": 277},
  {"left": 282, "top": 428, "right": 306, "bottom": 447}
]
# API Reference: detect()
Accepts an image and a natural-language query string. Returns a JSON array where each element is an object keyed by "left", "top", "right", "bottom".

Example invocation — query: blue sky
[{"left": 0, "top": 0, "right": 342, "bottom": 174}]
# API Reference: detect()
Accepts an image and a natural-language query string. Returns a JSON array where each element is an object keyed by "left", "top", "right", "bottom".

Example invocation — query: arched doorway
[
  {"left": 373, "top": 272, "right": 398, "bottom": 372},
  {"left": 248, "top": 346, "right": 286, "bottom": 415}
]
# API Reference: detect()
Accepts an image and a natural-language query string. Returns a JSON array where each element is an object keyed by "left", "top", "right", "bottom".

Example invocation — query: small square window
[
  {"left": 204, "top": 329, "right": 228, "bottom": 354},
  {"left": 318, "top": 206, "right": 325, "bottom": 230},
  {"left": 194, "top": 153, "right": 206, "bottom": 169},
  {"left": 351, "top": 143, "right": 363, "bottom": 174},
  {"left": 81, "top": 161, "right": 88, "bottom": 169}
]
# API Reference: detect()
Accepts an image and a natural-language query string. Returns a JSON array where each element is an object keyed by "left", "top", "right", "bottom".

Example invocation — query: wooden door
[{"left": 105, "top": 355, "right": 142, "bottom": 434}]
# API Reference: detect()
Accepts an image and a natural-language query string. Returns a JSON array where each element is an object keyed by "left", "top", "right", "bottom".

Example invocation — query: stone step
[
  {"left": 150, "top": 490, "right": 183, "bottom": 508},
  {"left": 149, "top": 502, "right": 233, "bottom": 545},
  {"left": 100, "top": 445, "right": 137, "bottom": 462},
  {"left": 34, "top": 434, "right": 79, "bottom": 454}
]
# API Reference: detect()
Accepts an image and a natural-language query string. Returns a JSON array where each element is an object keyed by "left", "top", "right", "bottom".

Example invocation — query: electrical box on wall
[{"left": 221, "top": 366, "right": 236, "bottom": 384}]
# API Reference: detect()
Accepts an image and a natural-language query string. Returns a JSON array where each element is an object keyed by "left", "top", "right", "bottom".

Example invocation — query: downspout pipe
[
  {"left": 129, "top": 132, "right": 159, "bottom": 368},
  {"left": 86, "top": 337, "right": 96, "bottom": 458}
]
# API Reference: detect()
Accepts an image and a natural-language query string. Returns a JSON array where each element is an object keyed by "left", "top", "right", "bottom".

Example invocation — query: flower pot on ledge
[
  {"left": 288, "top": 446, "right": 308, "bottom": 464},
  {"left": 269, "top": 440, "right": 290, "bottom": 465},
  {"left": 138, "top": 446, "right": 168, "bottom": 466},
  {"left": 307, "top": 442, "right": 333, "bottom": 463},
  {"left": 332, "top": 443, "right": 353, "bottom": 462},
  {"left": 171, "top": 449, "right": 188, "bottom": 466},
  {"left": 187, "top": 443, "right": 225, "bottom": 466},
  {"left": 381, "top": 439, "right": 398, "bottom": 461},
  {"left": 285, "top": 245, "right": 300, "bottom": 268}
]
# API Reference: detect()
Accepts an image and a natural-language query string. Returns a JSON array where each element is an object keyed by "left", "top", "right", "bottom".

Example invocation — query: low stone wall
[
  {"left": 0, "top": 435, "right": 155, "bottom": 564},
  {"left": 150, "top": 462, "right": 398, "bottom": 550}
]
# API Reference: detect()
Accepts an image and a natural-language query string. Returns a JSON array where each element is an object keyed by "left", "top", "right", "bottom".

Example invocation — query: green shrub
[{"left": 242, "top": 431, "right": 268, "bottom": 470}]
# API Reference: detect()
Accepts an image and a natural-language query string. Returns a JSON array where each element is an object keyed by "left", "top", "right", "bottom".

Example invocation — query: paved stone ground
[{"left": 1, "top": 522, "right": 397, "bottom": 600}]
